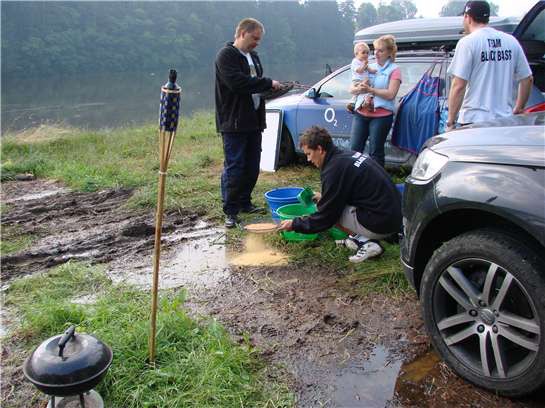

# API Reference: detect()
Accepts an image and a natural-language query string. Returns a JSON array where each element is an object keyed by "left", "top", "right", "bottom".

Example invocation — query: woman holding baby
[{"left": 350, "top": 35, "right": 401, "bottom": 168}]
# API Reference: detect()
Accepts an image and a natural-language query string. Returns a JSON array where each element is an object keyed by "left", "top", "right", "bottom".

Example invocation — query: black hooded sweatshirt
[
  {"left": 292, "top": 147, "right": 402, "bottom": 235},
  {"left": 215, "top": 42, "right": 273, "bottom": 133}
]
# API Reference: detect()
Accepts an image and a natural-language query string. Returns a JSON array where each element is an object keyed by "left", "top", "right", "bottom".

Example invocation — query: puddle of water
[
  {"left": 108, "top": 225, "right": 288, "bottom": 290},
  {"left": 162, "top": 230, "right": 230, "bottom": 287},
  {"left": 310, "top": 347, "right": 445, "bottom": 407},
  {"left": 5, "top": 187, "right": 69, "bottom": 203},
  {"left": 397, "top": 350, "right": 441, "bottom": 383},
  {"left": 110, "top": 227, "right": 230, "bottom": 289},
  {"left": 229, "top": 234, "right": 288, "bottom": 267},
  {"left": 193, "top": 219, "right": 208, "bottom": 230},
  {"left": 333, "top": 345, "right": 402, "bottom": 407},
  {"left": 0, "top": 305, "right": 19, "bottom": 338},
  {"left": 391, "top": 351, "right": 442, "bottom": 405}
]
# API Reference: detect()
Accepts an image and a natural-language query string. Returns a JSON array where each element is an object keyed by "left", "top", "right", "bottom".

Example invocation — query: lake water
[{"left": 1, "top": 61, "right": 342, "bottom": 134}]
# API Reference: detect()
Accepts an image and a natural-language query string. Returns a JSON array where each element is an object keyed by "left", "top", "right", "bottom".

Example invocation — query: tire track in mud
[{"left": 1, "top": 180, "right": 201, "bottom": 283}]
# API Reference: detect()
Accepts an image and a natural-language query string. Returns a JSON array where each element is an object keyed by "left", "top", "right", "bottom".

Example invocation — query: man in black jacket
[
  {"left": 215, "top": 18, "right": 280, "bottom": 228},
  {"left": 278, "top": 126, "right": 402, "bottom": 263}
]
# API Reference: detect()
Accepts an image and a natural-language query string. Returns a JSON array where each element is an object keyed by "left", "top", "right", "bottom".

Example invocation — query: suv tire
[{"left": 420, "top": 228, "right": 545, "bottom": 397}]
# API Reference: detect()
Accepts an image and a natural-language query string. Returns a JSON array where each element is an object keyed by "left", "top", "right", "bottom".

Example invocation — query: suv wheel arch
[{"left": 411, "top": 209, "right": 545, "bottom": 295}]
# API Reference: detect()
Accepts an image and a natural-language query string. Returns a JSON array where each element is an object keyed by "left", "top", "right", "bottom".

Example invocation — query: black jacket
[
  {"left": 292, "top": 147, "right": 402, "bottom": 235},
  {"left": 215, "top": 42, "right": 273, "bottom": 133}
]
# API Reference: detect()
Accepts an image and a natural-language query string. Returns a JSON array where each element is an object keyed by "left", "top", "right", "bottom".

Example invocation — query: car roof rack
[{"left": 354, "top": 16, "right": 521, "bottom": 50}]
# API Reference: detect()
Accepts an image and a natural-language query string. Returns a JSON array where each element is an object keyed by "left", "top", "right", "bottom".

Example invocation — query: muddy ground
[{"left": 1, "top": 179, "right": 544, "bottom": 407}]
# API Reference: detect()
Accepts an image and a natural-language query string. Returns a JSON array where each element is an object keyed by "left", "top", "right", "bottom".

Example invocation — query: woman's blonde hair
[{"left": 373, "top": 35, "right": 397, "bottom": 62}]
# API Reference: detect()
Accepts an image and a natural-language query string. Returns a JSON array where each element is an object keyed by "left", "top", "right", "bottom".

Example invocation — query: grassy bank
[
  {"left": 4, "top": 262, "right": 293, "bottom": 407},
  {"left": 1, "top": 112, "right": 408, "bottom": 294},
  {"left": 1, "top": 114, "right": 225, "bottom": 216},
  {"left": 1, "top": 114, "right": 319, "bottom": 219},
  {"left": 1, "top": 113, "right": 408, "bottom": 405}
]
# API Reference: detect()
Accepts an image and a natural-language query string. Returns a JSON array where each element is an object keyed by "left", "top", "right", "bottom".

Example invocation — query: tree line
[
  {"left": 1, "top": 1, "right": 499, "bottom": 77},
  {"left": 355, "top": 0, "right": 498, "bottom": 29}
]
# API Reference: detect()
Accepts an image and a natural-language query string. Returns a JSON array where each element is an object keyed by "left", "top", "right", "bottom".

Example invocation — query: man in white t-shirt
[{"left": 446, "top": 1, "right": 533, "bottom": 131}]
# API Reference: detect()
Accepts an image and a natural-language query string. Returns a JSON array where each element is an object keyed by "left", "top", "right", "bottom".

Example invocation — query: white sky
[{"left": 354, "top": 0, "right": 538, "bottom": 18}]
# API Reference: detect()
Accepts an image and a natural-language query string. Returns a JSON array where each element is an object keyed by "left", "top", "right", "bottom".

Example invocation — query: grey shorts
[{"left": 338, "top": 206, "right": 391, "bottom": 239}]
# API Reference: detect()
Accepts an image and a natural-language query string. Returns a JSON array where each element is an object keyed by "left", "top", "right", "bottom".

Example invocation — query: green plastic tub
[
  {"left": 277, "top": 203, "right": 318, "bottom": 241},
  {"left": 329, "top": 227, "right": 348, "bottom": 240}
]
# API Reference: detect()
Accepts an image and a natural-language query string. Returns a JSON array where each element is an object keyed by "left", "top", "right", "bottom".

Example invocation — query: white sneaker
[
  {"left": 345, "top": 236, "right": 362, "bottom": 251},
  {"left": 349, "top": 241, "right": 384, "bottom": 263},
  {"left": 335, "top": 236, "right": 361, "bottom": 251}
]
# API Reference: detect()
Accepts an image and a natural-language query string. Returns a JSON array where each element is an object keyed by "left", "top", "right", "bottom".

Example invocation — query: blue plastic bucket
[{"left": 264, "top": 187, "right": 303, "bottom": 221}]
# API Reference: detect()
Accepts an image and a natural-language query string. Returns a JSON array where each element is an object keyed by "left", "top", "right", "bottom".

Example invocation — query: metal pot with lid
[{"left": 23, "top": 325, "right": 113, "bottom": 397}]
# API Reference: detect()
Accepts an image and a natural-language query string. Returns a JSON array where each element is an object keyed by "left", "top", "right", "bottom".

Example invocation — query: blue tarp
[{"left": 392, "top": 65, "right": 442, "bottom": 154}]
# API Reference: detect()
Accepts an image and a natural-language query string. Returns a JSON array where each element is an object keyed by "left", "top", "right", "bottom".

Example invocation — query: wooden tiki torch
[{"left": 149, "top": 69, "right": 181, "bottom": 363}]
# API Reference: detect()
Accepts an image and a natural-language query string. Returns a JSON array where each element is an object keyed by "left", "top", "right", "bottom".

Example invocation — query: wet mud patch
[
  {"left": 187, "top": 265, "right": 429, "bottom": 406},
  {"left": 187, "top": 262, "right": 544, "bottom": 407},
  {"left": 107, "top": 221, "right": 230, "bottom": 289},
  {"left": 0, "top": 179, "right": 205, "bottom": 284},
  {"left": 2, "top": 179, "right": 544, "bottom": 407}
]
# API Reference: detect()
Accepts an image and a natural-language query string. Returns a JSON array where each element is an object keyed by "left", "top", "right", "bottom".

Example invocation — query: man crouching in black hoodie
[{"left": 278, "top": 126, "right": 402, "bottom": 263}]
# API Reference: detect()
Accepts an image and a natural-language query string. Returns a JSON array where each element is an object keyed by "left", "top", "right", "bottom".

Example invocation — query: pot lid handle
[{"left": 58, "top": 325, "right": 76, "bottom": 357}]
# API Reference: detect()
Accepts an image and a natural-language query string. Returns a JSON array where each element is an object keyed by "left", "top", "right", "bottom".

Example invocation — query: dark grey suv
[{"left": 401, "top": 112, "right": 545, "bottom": 396}]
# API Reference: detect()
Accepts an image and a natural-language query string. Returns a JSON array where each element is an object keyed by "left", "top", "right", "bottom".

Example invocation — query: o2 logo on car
[{"left": 324, "top": 108, "right": 337, "bottom": 127}]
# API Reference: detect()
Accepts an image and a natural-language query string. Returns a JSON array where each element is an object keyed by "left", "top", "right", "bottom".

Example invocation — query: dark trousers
[
  {"left": 221, "top": 131, "right": 262, "bottom": 216},
  {"left": 350, "top": 113, "right": 393, "bottom": 167}
]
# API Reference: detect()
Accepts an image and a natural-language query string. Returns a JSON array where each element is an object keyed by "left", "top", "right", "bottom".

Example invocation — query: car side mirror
[{"left": 305, "top": 88, "right": 318, "bottom": 99}]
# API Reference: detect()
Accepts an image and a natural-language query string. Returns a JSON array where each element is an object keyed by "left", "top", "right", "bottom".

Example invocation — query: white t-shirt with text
[{"left": 447, "top": 26, "right": 532, "bottom": 123}]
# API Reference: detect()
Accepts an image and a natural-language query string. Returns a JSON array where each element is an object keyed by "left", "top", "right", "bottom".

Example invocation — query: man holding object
[{"left": 215, "top": 18, "right": 281, "bottom": 228}]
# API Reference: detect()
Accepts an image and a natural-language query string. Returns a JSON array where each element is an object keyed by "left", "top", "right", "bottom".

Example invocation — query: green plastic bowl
[
  {"left": 329, "top": 227, "right": 348, "bottom": 240},
  {"left": 297, "top": 187, "right": 315, "bottom": 207},
  {"left": 277, "top": 203, "right": 318, "bottom": 241}
]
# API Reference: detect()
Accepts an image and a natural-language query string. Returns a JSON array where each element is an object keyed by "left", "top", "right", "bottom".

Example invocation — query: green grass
[
  {"left": 1, "top": 112, "right": 223, "bottom": 212},
  {"left": 1, "top": 113, "right": 409, "bottom": 405},
  {"left": 2, "top": 113, "right": 409, "bottom": 294},
  {"left": 0, "top": 228, "right": 35, "bottom": 255},
  {"left": 262, "top": 231, "right": 409, "bottom": 296},
  {"left": 340, "top": 242, "right": 411, "bottom": 296},
  {"left": 388, "top": 166, "right": 411, "bottom": 185},
  {"left": 5, "top": 262, "right": 294, "bottom": 407},
  {"left": 1, "top": 116, "right": 324, "bottom": 222}
]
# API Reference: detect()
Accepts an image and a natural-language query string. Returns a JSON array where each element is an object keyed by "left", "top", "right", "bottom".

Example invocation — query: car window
[
  {"left": 318, "top": 69, "right": 352, "bottom": 100},
  {"left": 396, "top": 61, "right": 436, "bottom": 97},
  {"left": 317, "top": 61, "right": 441, "bottom": 101}
]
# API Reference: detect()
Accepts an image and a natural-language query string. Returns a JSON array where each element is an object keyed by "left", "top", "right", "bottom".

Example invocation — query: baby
[{"left": 347, "top": 42, "right": 376, "bottom": 113}]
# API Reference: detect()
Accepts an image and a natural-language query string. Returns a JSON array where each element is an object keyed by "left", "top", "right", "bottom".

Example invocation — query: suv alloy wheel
[{"left": 420, "top": 229, "right": 545, "bottom": 396}]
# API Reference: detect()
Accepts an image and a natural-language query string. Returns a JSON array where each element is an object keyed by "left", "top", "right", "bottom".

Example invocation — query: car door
[
  {"left": 295, "top": 66, "right": 354, "bottom": 150},
  {"left": 512, "top": 0, "right": 545, "bottom": 109}
]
